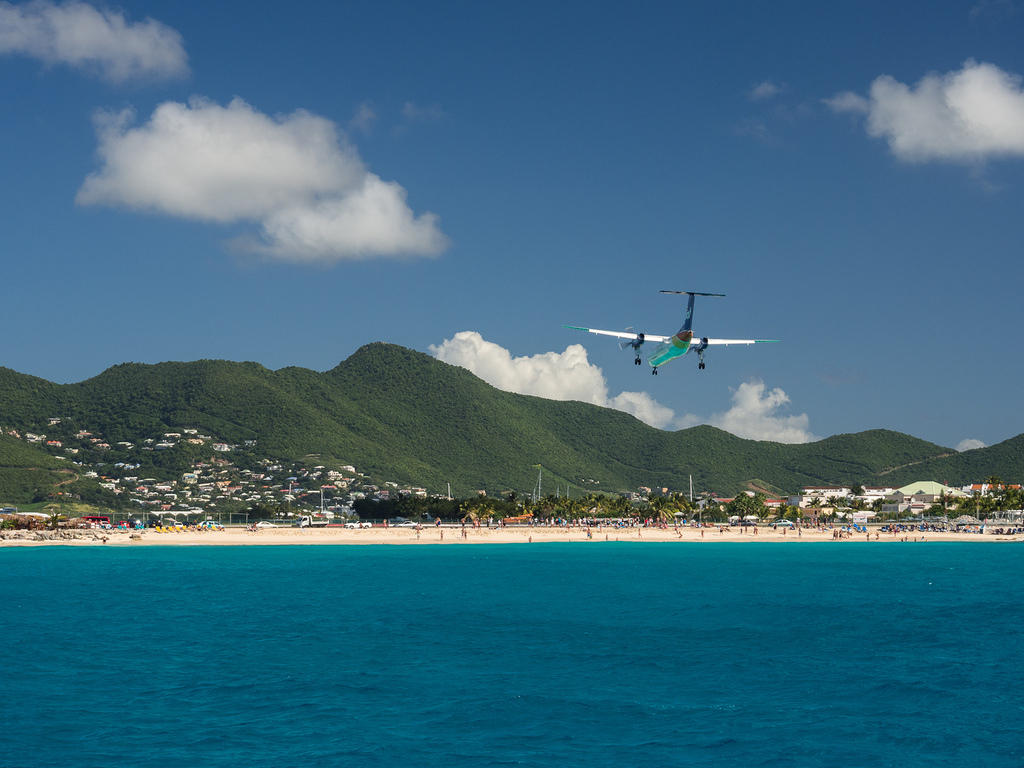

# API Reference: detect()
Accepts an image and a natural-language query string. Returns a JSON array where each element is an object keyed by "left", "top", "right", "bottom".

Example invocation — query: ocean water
[{"left": 1, "top": 543, "right": 1021, "bottom": 767}]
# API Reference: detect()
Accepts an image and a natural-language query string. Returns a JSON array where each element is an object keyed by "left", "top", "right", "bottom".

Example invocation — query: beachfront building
[
  {"left": 893, "top": 481, "right": 965, "bottom": 502},
  {"left": 962, "top": 482, "right": 1023, "bottom": 495},
  {"left": 876, "top": 481, "right": 966, "bottom": 517},
  {"left": 790, "top": 486, "right": 852, "bottom": 509},
  {"left": 860, "top": 486, "right": 896, "bottom": 503}
]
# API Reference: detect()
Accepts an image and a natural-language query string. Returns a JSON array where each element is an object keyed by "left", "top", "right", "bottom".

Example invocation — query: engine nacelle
[{"left": 621, "top": 332, "right": 646, "bottom": 351}]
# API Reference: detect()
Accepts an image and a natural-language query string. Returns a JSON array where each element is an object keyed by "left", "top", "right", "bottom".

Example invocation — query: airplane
[{"left": 564, "top": 290, "right": 778, "bottom": 375}]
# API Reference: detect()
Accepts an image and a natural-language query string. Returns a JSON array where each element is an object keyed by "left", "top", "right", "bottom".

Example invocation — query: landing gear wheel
[
  {"left": 634, "top": 356, "right": 642, "bottom": 365},
  {"left": 652, "top": 368, "right": 658, "bottom": 376},
  {"left": 698, "top": 362, "right": 705, "bottom": 370}
]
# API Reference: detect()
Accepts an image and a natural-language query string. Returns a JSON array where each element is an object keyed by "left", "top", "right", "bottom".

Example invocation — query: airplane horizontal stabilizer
[{"left": 659, "top": 290, "right": 726, "bottom": 297}]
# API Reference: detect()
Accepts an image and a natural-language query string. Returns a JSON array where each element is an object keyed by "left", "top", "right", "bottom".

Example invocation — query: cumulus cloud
[
  {"left": 0, "top": 0, "right": 187, "bottom": 82},
  {"left": 255, "top": 177, "right": 447, "bottom": 260},
  {"left": 826, "top": 60, "right": 1024, "bottom": 162},
  {"left": 957, "top": 438, "right": 986, "bottom": 451},
  {"left": 429, "top": 332, "right": 815, "bottom": 442},
  {"left": 709, "top": 381, "right": 817, "bottom": 443},
  {"left": 749, "top": 80, "right": 783, "bottom": 101},
  {"left": 76, "top": 97, "right": 447, "bottom": 262},
  {"left": 429, "top": 331, "right": 678, "bottom": 428}
]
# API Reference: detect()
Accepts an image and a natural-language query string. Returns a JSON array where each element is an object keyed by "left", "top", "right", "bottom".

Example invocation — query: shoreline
[{"left": 2, "top": 526, "right": 1022, "bottom": 547}]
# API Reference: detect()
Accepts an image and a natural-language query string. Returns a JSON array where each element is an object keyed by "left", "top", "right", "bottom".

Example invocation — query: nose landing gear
[{"left": 651, "top": 367, "right": 658, "bottom": 375}]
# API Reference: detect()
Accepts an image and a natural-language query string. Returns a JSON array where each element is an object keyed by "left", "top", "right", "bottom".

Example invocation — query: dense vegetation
[
  {"left": 0, "top": 434, "right": 70, "bottom": 503},
  {"left": 1, "top": 343, "right": 1020, "bottom": 503}
]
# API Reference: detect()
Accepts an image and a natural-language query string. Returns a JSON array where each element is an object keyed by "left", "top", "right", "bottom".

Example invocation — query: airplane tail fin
[{"left": 660, "top": 291, "right": 725, "bottom": 332}]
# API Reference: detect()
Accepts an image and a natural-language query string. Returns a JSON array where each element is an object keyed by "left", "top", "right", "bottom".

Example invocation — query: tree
[
  {"left": 45, "top": 503, "right": 65, "bottom": 530},
  {"left": 937, "top": 490, "right": 951, "bottom": 514},
  {"left": 726, "top": 492, "right": 766, "bottom": 522}
]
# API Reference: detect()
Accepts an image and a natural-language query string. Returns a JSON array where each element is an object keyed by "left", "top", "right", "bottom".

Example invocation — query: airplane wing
[
  {"left": 702, "top": 338, "right": 780, "bottom": 346},
  {"left": 563, "top": 325, "right": 670, "bottom": 343}
]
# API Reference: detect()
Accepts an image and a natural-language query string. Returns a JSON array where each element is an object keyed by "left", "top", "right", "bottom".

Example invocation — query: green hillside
[
  {"left": 0, "top": 343, "right": 1018, "bottom": 501},
  {"left": 0, "top": 433, "right": 72, "bottom": 504},
  {"left": 875, "top": 433, "right": 1024, "bottom": 488}
]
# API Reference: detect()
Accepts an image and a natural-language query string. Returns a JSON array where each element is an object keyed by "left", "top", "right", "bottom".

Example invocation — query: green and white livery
[{"left": 565, "top": 290, "right": 778, "bottom": 375}]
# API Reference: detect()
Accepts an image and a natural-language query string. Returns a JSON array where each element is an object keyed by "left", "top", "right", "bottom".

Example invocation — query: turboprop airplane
[{"left": 565, "top": 291, "right": 778, "bottom": 375}]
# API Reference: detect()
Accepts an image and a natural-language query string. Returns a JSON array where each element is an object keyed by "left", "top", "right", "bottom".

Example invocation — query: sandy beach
[{"left": 2, "top": 524, "right": 1022, "bottom": 546}]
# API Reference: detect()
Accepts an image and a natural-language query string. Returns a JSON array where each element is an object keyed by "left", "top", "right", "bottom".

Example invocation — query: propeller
[{"left": 618, "top": 327, "right": 645, "bottom": 351}]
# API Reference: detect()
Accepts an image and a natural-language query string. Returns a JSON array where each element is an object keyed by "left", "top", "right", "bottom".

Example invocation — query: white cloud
[
  {"left": 428, "top": 332, "right": 815, "bottom": 443},
  {"left": 429, "top": 331, "right": 679, "bottom": 428},
  {"left": 76, "top": 97, "right": 447, "bottom": 262},
  {"left": 255, "top": 176, "right": 448, "bottom": 262},
  {"left": 607, "top": 390, "right": 681, "bottom": 432},
  {"left": 749, "top": 80, "right": 783, "bottom": 101},
  {"left": 827, "top": 60, "right": 1024, "bottom": 162},
  {"left": 957, "top": 438, "right": 986, "bottom": 452},
  {"left": 0, "top": 0, "right": 187, "bottom": 82},
  {"left": 709, "top": 380, "right": 816, "bottom": 443}
]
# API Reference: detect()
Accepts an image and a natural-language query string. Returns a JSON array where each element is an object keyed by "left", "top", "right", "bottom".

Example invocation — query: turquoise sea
[{"left": 1, "top": 543, "right": 1021, "bottom": 767}]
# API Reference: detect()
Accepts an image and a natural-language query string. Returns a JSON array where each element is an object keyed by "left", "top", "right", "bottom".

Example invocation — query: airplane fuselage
[{"left": 648, "top": 329, "right": 693, "bottom": 368}]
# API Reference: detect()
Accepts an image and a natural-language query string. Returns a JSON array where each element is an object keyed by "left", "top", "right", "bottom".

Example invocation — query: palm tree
[{"left": 44, "top": 503, "right": 64, "bottom": 530}]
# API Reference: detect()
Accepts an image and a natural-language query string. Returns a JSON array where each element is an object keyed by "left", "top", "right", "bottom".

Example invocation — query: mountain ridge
[{"left": 0, "top": 343, "right": 1019, "bottom": 501}]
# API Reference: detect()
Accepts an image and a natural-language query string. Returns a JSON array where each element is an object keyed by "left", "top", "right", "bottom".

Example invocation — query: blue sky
[{"left": 2, "top": 0, "right": 1024, "bottom": 450}]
